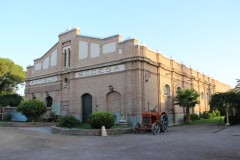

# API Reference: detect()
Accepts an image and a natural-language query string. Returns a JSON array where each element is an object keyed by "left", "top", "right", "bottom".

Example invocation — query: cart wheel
[
  {"left": 160, "top": 114, "right": 168, "bottom": 132},
  {"left": 134, "top": 122, "right": 140, "bottom": 134},
  {"left": 151, "top": 122, "right": 160, "bottom": 135}
]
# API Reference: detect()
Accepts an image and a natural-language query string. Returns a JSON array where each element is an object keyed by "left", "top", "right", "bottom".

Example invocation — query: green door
[{"left": 82, "top": 94, "right": 92, "bottom": 123}]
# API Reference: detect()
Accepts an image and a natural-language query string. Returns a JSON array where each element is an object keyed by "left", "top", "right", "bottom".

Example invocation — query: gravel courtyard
[{"left": 0, "top": 124, "right": 239, "bottom": 160}]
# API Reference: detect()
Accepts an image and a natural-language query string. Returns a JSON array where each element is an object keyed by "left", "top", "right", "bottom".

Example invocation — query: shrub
[
  {"left": 3, "top": 113, "right": 12, "bottom": 121},
  {"left": 214, "top": 109, "right": 221, "bottom": 117},
  {"left": 49, "top": 111, "right": 59, "bottom": 122},
  {"left": 208, "top": 113, "right": 213, "bottom": 118},
  {"left": 212, "top": 111, "right": 217, "bottom": 117},
  {"left": 89, "top": 112, "right": 114, "bottom": 129},
  {"left": 17, "top": 99, "right": 47, "bottom": 122},
  {"left": 190, "top": 113, "right": 200, "bottom": 121},
  {"left": 59, "top": 115, "right": 80, "bottom": 128},
  {"left": 224, "top": 115, "right": 240, "bottom": 125},
  {"left": 202, "top": 111, "right": 210, "bottom": 119}
]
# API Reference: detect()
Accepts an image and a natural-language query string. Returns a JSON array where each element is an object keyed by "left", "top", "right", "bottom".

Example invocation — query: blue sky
[{"left": 0, "top": 0, "right": 239, "bottom": 95}]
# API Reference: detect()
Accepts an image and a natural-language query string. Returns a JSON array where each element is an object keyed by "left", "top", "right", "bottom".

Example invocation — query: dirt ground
[{"left": 0, "top": 123, "right": 239, "bottom": 160}]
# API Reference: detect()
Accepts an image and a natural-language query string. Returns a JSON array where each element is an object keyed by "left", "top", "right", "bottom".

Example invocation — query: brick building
[{"left": 25, "top": 27, "right": 230, "bottom": 125}]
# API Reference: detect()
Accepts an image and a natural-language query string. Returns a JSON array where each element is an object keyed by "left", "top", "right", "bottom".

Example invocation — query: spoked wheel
[
  {"left": 151, "top": 122, "right": 160, "bottom": 135},
  {"left": 134, "top": 122, "right": 141, "bottom": 134},
  {"left": 160, "top": 114, "right": 168, "bottom": 132}
]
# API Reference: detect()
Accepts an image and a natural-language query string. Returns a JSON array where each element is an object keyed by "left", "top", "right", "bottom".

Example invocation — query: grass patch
[
  {"left": 191, "top": 117, "right": 224, "bottom": 124},
  {"left": 178, "top": 116, "right": 224, "bottom": 126},
  {"left": 58, "top": 123, "right": 132, "bottom": 130}
]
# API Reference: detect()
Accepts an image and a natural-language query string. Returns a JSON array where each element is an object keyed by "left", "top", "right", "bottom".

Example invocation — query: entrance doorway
[{"left": 82, "top": 94, "right": 92, "bottom": 123}]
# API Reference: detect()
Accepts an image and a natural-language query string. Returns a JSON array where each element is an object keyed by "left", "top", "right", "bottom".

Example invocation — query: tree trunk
[{"left": 186, "top": 107, "right": 191, "bottom": 123}]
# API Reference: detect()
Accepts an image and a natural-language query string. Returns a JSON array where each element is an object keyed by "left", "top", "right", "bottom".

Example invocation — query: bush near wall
[
  {"left": 190, "top": 113, "right": 200, "bottom": 121},
  {"left": 89, "top": 112, "right": 115, "bottom": 129},
  {"left": 59, "top": 115, "right": 80, "bottom": 128},
  {"left": 17, "top": 99, "right": 47, "bottom": 122},
  {"left": 3, "top": 113, "right": 12, "bottom": 121},
  {"left": 202, "top": 109, "right": 221, "bottom": 119},
  {"left": 202, "top": 111, "right": 210, "bottom": 119}
]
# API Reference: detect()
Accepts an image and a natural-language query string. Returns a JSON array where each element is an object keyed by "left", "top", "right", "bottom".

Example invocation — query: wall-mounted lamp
[{"left": 108, "top": 85, "right": 113, "bottom": 92}]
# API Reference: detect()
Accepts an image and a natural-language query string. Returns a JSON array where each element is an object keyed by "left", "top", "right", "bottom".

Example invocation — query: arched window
[{"left": 164, "top": 84, "right": 170, "bottom": 96}]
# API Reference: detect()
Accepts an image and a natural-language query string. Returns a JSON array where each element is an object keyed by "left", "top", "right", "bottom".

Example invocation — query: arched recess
[
  {"left": 106, "top": 91, "right": 121, "bottom": 122},
  {"left": 82, "top": 93, "right": 92, "bottom": 123},
  {"left": 164, "top": 84, "right": 170, "bottom": 96},
  {"left": 45, "top": 96, "right": 53, "bottom": 107}
]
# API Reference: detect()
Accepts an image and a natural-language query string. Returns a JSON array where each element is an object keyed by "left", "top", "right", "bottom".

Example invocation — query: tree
[
  {"left": 234, "top": 79, "right": 240, "bottom": 92},
  {"left": 209, "top": 91, "right": 240, "bottom": 117},
  {"left": 175, "top": 88, "right": 199, "bottom": 123},
  {"left": 17, "top": 99, "right": 47, "bottom": 122},
  {"left": 0, "top": 94, "right": 23, "bottom": 107},
  {"left": 0, "top": 58, "right": 26, "bottom": 94}
]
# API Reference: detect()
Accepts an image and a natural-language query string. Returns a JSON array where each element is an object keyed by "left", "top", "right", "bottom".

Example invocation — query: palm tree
[
  {"left": 175, "top": 88, "right": 199, "bottom": 123},
  {"left": 233, "top": 79, "right": 240, "bottom": 92}
]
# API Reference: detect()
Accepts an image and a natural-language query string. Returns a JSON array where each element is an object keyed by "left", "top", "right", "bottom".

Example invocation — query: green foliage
[
  {"left": 202, "top": 110, "right": 220, "bottom": 119},
  {"left": 234, "top": 79, "right": 240, "bottom": 92},
  {"left": 17, "top": 99, "right": 47, "bottom": 122},
  {"left": 49, "top": 111, "right": 59, "bottom": 122},
  {"left": 208, "top": 113, "right": 213, "bottom": 118},
  {"left": 175, "top": 89, "right": 199, "bottom": 123},
  {"left": 89, "top": 112, "right": 115, "bottom": 129},
  {"left": 3, "top": 113, "right": 12, "bottom": 121},
  {"left": 175, "top": 89, "right": 200, "bottom": 108},
  {"left": 212, "top": 111, "right": 216, "bottom": 117},
  {"left": 0, "top": 94, "right": 23, "bottom": 107},
  {"left": 0, "top": 58, "right": 26, "bottom": 94},
  {"left": 59, "top": 115, "right": 80, "bottom": 128},
  {"left": 224, "top": 115, "right": 240, "bottom": 125},
  {"left": 202, "top": 111, "right": 210, "bottom": 119},
  {"left": 214, "top": 109, "right": 221, "bottom": 117},
  {"left": 190, "top": 113, "right": 200, "bottom": 121},
  {"left": 209, "top": 91, "right": 240, "bottom": 116}
]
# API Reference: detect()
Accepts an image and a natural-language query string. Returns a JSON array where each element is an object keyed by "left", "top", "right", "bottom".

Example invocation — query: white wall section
[
  {"left": 30, "top": 76, "right": 58, "bottom": 85},
  {"left": 91, "top": 43, "right": 100, "bottom": 58},
  {"left": 103, "top": 42, "right": 116, "bottom": 54},
  {"left": 43, "top": 57, "right": 49, "bottom": 69},
  {"left": 79, "top": 41, "right": 88, "bottom": 59},
  {"left": 119, "top": 49, "right": 122, "bottom": 54},
  {"left": 75, "top": 64, "right": 125, "bottom": 78},
  {"left": 35, "top": 63, "right": 42, "bottom": 71},
  {"left": 51, "top": 49, "right": 58, "bottom": 66}
]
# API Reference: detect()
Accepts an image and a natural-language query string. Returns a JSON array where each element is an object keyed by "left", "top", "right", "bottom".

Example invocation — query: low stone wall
[
  {"left": 5, "top": 122, "right": 57, "bottom": 127},
  {"left": 52, "top": 126, "right": 133, "bottom": 136}
]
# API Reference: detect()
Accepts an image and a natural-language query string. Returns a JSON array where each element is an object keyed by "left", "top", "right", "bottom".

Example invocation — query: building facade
[{"left": 25, "top": 27, "right": 230, "bottom": 125}]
